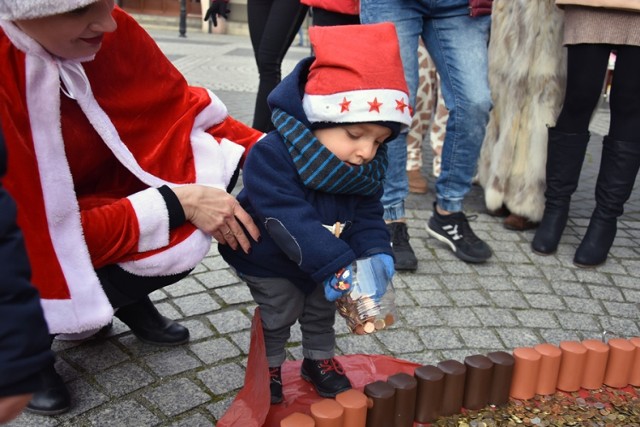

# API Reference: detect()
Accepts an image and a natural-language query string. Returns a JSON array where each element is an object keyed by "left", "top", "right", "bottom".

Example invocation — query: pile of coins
[
  {"left": 335, "top": 294, "right": 395, "bottom": 335},
  {"left": 431, "top": 386, "right": 640, "bottom": 426}
]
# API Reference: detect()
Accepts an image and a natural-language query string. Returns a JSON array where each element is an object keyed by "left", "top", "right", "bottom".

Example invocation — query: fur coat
[{"left": 477, "top": 0, "right": 566, "bottom": 221}]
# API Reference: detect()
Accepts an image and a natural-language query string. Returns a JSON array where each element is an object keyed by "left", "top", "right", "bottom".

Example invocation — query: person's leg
[
  {"left": 422, "top": 9, "right": 492, "bottom": 213},
  {"left": 298, "top": 283, "right": 350, "bottom": 397},
  {"left": 574, "top": 45, "right": 640, "bottom": 267},
  {"left": 248, "top": 0, "right": 308, "bottom": 132},
  {"left": 242, "top": 274, "right": 304, "bottom": 403},
  {"left": 360, "top": 0, "right": 423, "bottom": 270},
  {"left": 25, "top": 336, "right": 70, "bottom": 416},
  {"left": 532, "top": 44, "right": 610, "bottom": 255},
  {"left": 422, "top": 3, "right": 493, "bottom": 263},
  {"left": 407, "top": 41, "right": 433, "bottom": 194},
  {"left": 99, "top": 266, "right": 191, "bottom": 345}
]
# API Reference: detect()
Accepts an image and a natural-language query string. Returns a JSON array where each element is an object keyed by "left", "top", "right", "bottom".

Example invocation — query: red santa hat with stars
[{"left": 302, "top": 22, "right": 412, "bottom": 130}]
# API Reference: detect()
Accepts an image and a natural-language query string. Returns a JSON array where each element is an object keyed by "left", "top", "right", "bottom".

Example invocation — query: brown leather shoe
[
  {"left": 504, "top": 213, "right": 539, "bottom": 231},
  {"left": 408, "top": 170, "right": 428, "bottom": 194}
]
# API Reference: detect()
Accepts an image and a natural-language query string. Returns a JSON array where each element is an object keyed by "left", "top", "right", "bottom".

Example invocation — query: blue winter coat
[
  {"left": 0, "top": 129, "right": 53, "bottom": 397},
  {"left": 220, "top": 58, "right": 392, "bottom": 294}
]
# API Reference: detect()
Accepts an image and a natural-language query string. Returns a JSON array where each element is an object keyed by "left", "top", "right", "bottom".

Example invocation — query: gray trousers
[{"left": 241, "top": 274, "right": 337, "bottom": 367}]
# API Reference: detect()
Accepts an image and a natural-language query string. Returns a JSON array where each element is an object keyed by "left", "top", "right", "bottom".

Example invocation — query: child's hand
[
  {"left": 366, "top": 253, "right": 395, "bottom": 299},
  {"left": 322, "top": 265, "right": 354, "bottom": 301}
]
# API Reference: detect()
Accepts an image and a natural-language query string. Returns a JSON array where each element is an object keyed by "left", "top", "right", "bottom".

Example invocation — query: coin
[
  {"left": 374, "top": 318, "right": 386, "bottom": 330},
  {"left": 363, "top": 321, "right": 375, "bottom": 334}
]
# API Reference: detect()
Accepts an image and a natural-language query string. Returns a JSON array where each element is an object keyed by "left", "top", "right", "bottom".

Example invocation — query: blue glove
[
  {"left": 323, "top": 264, "right": 354, "bottom": 302},
  {"left": 367, "top": 253, "right": 395, "bottom": 299}
]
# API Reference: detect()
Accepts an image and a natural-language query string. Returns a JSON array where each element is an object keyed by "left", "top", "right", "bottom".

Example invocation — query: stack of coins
[{"left": 335, "top": 294, "right": 394, "bottom": 335}]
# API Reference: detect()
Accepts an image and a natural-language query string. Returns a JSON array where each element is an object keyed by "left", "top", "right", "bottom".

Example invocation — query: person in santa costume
[
  {"left": 220, "top": 23, "right": 411, "bottom": 404},
  {"left": 0, "top": 0, "right": 263, "bottom": 415}
]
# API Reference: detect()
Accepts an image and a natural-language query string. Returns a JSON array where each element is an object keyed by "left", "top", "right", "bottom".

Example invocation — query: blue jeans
[{"left": 360, "top": 0, "right": 491, "bottom": 215}]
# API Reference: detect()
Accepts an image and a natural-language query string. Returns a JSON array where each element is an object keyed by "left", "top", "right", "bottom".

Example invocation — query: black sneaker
[
  {"left": 300, "top": 358, "right": 352, "bottom": 398},
  {"left": 269, "top": 366, "right": 283, "bottom": 404},
  {"left": 426, "top": 203, "right": 492, "bottom": 263},
  {"left": 386, "top": 222, "right": 418, "bottom": 271}
]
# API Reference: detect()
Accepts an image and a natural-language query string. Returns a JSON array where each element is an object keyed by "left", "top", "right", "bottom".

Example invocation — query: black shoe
[
  {"left": 300, "top": 358, "right": 351, "bottom": 398},
  {"left": 426, "top": 203, "right": 492, "bottom": 263},
  {"left": 25, "top": 363, "right": 71, "bottom": 416},
  {"left": 386, "top": 222, "right": 418, "bottom": 271},
  {"left": 269, "top": 366, "right": 283, "bottom": 404},
  {"left": 114, "top": 296, "right": 189, "bottom": 346}
]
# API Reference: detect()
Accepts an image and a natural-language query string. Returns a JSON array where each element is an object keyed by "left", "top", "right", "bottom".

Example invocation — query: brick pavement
[{"left": 9, "top": 26, "right": 640, "bottom": 427}]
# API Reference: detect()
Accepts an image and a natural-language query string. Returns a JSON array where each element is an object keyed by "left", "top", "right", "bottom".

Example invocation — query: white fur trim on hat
[
  {"left": 0, "top": 0, "right": 99, "bottom": 20},
  {"left": 303, "top": 88, "right": 412, "bottom": 127}
]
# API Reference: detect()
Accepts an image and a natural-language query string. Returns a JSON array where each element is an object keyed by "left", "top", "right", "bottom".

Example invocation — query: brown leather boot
[{"left": 407, "top": 170, "right": 428, "bottom": 194}]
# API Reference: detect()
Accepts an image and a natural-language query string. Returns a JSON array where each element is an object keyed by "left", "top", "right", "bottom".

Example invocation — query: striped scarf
[{"left": 272, "top": 108, "right": 387, "bottom": 196}]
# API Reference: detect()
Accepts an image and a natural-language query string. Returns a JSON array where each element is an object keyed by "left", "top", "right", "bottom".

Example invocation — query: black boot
[
  {"left": 300, "top": 358, "right": 351, "bottom": 398},
  {"left": 269, "top": 366, "right": 283, "bottom": 404},
  {"left": 574, "top": 137, "right": 640, "bottom": 267},
  {"left": 114, "top": 296, "right": 189, "bottom": 346},
  {"left": 25, "top": 362, "right": 71, "bottom": 416},
  {"left": 532, "top": 128, "right": 590, "bottom": 255}
]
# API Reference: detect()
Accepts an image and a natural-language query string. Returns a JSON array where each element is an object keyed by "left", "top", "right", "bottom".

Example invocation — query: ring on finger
[{"left": 224, "top": 229, "right": 233, "bottom": 236}]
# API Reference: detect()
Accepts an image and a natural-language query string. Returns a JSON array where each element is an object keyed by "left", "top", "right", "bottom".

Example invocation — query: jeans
[{"left": 360, "top": 0, "right": 492, "bottom": 214}]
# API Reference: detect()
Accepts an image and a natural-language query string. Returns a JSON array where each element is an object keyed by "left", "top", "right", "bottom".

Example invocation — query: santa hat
[
  {"left": 302, "top": 23, "right": 412, "bottom": 132},
  {"left": 0, "top": 0, "right": 99, "bottom": 20}
]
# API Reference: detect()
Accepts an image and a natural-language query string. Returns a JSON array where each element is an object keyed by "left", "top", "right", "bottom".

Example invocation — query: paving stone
[
  {"left": 64, "top": 341, "right": 130, "bottom": 373},
  {"left": 419, "top": 328, "right": 463, "bottom": 350},
  {"left": 94, "top": 362, "right": 155, "bottom": 397},
  {"left": 200, "top": 255, "right": 231, "bottom": 271},
  {"left": 472, "top": 308, "right": 519, "bottom": 327},
  {"left": 514, "top": 310, "right": 559, "bottom": 328},
  {"left": 87, "top": 400, "right": 160, "bottom": 426},
  {"left": 549, "top": 280, "right": 589, "bottom": 298},
  {"left": 376, "top": 329, "right": 424, "bottom": 354},
  {"left": 336, "top": 334, "right": 385, "bottom": 355},
  {"left": 190, "top": 338, "right": 242, "bottom": 364},
  {"left": 497, "top": 328, "right": 542, "bottom": 348},
  {"left": 143, "top": 378, "right": 211, "bottom": 417},
  {"left": 145, "top": 348, "right": 202, "bottom": 377},
  {"left": 459, "top": 328, "right": 503, "bottom": 349},
  {"left": 164, "top": 277, "right": 207, "bottom": 297},
  {"left": 449, "top": 290, "right": 490, "bottom": 307},
  {"left": 62, "top": 379, "right": 110, "bottom": 417},
  {"left": 194, "top": 269, "right": 241, "bottom": 289},
  {"left": 214, "top": 284, "right": 254, "bottom": 305},
  {"left": 174, "top": 293, "right": 221, "bottom": 316},
  {"left": 412, "top": 290, "right": 453, "bottom": 307},
  {"left": 437, "top": 260, "right": 476, "bottom": 275},
  {"left": 229, "top": 330, "right": 251, "bottom": 354},
  {"left": 155, "top": 302, "right": 184, "bottom": 321},
  {"left": 587, "top": 284, "right": 624, "bottom": 302},
  {"left": 599, "top": 317, "right": 640, "bottom": 337},
  {"left": 442, "top": 276, "right": 481, "bottom": 290},
  {"left": 603, "top": 301, "right": 639, "bottom": 318},
  {"left": 207, "top": 310, "right": 252, "bottom": 334},
  {"left": 555, "top": 312, "right": 600, "bottom": 331},
  {"left": 438, "top": 308, "right": 482, "bottom": 327},
  {"left": 621, "top": 288, "right": 640, "bottom": 303},
  {"left": 562, "top": 297, "right": 605, "bottom": 315},
  {"left": 472, "top": 263, "right": 509, "bottom": 277},
  {"left": 477, "top": 276, "right": 517, "bottom": 291},
  {"left": 539, "top": 329, "right": 584, "bottom": 345},
  {"left": 486, "top": 291, "right": 530, "bottom": 309},
  {"left": 512, "top": 277, "right": 553, "bottom": 294},
  {"left": 179, "top": 319, "right": 217, "bottom": 341},
  {"left": 207, "top": 397, "right": 235, "bottom": 422},
  {"left": 402, "top": 274, "right": 442, "bottom": 290},
  {"left": 394, "top": 288, "right": 418, "bottom": 307},
  {"left": 197, "top": 363, "right": 245, "bottom": 395},
  {"left": 524, "top": 293, "right": 567, "bottom": 310},
  {"left": 400, "top": 307, "right": 445, "bottom": 327},
  {"left": 401, "top": 351, "right": 441, "bottom": 365},
  {"left": 168, "top": 412, "right": 214, "bottom": 427}
]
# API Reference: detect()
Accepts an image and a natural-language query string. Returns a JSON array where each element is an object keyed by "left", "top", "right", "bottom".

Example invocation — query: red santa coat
[{"left": 0, "top": 8, "right": 262, "bottom": 334}]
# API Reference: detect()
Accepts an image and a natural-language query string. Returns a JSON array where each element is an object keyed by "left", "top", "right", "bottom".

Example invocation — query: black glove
[{"left": 203, "top": 0, "right": 230, "bottom": 27}]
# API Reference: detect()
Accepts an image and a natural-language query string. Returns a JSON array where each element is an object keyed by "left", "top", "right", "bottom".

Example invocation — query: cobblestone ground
[{"left": 9, "top": 26, "right": 639, "bottom": 427}]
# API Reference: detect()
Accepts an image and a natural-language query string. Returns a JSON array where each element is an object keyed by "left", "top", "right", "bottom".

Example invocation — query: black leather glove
[{"left": 203, "top": 0, "right": 230, "bottom": 27}]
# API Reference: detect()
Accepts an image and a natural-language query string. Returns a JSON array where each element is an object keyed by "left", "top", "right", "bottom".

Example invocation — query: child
[{"left": 219, "top": 23, "right": 412, "bottom": 403}]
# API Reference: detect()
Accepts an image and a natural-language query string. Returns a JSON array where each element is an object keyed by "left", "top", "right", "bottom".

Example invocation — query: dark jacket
[
  {"left": 220, "top": 58, "right": 392, "bottom": 293},
  {"left": 0, "top": 129, "right": 53, "bottom": 397}
]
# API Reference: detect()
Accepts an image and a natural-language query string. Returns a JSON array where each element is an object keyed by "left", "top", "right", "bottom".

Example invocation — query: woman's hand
[{"left": 172, "top": 185, "right": 260, "bottom": 254}]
